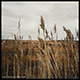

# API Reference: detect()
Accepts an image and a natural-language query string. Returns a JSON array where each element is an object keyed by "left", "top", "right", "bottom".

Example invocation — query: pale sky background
[{"left": 2, "top": 1, "right": 79, "bottom": 40}]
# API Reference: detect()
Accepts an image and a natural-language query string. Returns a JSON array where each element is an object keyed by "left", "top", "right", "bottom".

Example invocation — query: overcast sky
[{"left": 2, "top": 1, "right": 79, "bottom": 40}]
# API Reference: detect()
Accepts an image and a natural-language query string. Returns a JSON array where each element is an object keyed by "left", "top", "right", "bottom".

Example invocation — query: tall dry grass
[{"left": 2, "top": 16, "right": 79, "bottom": 79}]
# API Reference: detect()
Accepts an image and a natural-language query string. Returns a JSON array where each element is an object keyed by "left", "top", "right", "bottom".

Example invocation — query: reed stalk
[
  {"left": 13, "top": 55, "right": 15, "bottom": 78},
  {"left": 6, "top": 55, "right": 9, "bottom": 78}
]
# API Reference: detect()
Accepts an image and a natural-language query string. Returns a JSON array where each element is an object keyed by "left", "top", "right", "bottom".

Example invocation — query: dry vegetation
[{"left": 2, "top": 16, "right": 79, "bottom": 79}]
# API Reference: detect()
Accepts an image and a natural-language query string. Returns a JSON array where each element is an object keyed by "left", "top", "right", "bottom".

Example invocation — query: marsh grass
[{"left": 2, "top": 16, "right": 79, "bottom": 79}]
